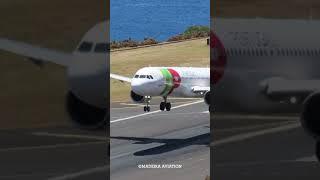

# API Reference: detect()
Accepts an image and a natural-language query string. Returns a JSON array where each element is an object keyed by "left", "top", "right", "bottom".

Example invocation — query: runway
[
  {"left": 1, "top": 99, "right": 318, "bottom": 180},
  {"left": 213, "top": 113, "right": 320, "bottom": 180},
  {"left": 110, "top": 98, "right": 210, "bottom": 180},
  {"left": 0, "top": 126, "right": 107, "bottom": 180}
]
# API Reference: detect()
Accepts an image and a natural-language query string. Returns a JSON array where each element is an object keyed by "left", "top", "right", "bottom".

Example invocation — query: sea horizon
[{"left": 111, "top": 0, "right": 210, "bottom": 41}]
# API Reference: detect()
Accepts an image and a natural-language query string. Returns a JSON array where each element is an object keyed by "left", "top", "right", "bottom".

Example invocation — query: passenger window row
[
  {"left": 220, "top": 48, "right": 320, "bottom": 57},
  {"left": 134, "top": 75, "right": 154, "bottom": 79}
]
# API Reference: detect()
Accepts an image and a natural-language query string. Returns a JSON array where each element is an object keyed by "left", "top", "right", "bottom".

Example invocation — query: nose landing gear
[
  {"left": 160, "top": 96, "right": 171, "bottom": 111},
  {"left": 143, "top": 96, "right": 151, "bottom": 112}
]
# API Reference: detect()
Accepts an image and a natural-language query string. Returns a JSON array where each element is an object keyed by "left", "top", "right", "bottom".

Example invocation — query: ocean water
[{"left": 111, "top": 0, "right": 210, "bottom": 41}]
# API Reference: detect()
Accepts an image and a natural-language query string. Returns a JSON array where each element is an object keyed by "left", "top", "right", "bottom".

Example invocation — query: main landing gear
[
  {"left": 143, "top": 96, "right": 151, "bottom": 112},
  {"left": 160, "top": 96, "right": 171, "bottom": 111}
]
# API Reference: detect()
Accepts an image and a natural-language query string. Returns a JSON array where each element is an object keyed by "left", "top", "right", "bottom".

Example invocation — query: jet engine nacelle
[
  {"left": 66, "top": 92, "right": 106, "bottom": 129},
  {"left": 204, "top": 91, "right": 210, "bottom": 105},
  {"left": 130, "top": 90, "right": 145, "bottom": 103},
  {"left": 301, "top": 92, "right": 320, "bottom": 139}
]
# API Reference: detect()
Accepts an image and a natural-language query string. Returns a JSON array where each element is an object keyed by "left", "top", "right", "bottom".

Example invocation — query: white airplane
[
  {"left": 212, "top": 18, "right": 320, "bottom": 161},
  {"left": 111, "top": 67, "right": 210, "bottom": 112},
  {"left": 0, "top": 22, "right": 109, "bottom": 129}
]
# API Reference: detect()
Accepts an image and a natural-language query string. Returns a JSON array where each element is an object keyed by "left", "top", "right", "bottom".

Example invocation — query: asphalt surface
[
  {"left": 110, "top": 98, "right": 210, "bottom": 180},
  {"left": 0, "top": 126, "right": 107, "bottom": 180},
  {"left": 1, "top": 98, "right": 318, "bottom": 180},
  {"left": 212, "top": 113, "right": 320, "bottom": 180}
]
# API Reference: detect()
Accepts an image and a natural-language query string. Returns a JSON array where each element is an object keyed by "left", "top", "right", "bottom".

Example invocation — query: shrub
[
  {"left": 183, "top": 25, "right": 210, "bottom": 38},
  {"left": 110, "top": 25, "right": 209, "bottom": 49},
  {"left": 110, "top": 37, "right": 158, "bottom": 49},
  {"left": 167, "top": 25, "right": 209, "bottom": 42}
]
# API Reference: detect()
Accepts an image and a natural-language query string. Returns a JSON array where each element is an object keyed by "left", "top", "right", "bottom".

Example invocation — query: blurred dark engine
[
  {"left": 130, "top": 90, "right": 145, "bottom": 103},
  {"left": 204, "top": 91, "right": 210, "bottom": 105},
  {"left": 66, "top": 92, "right": 106, "bottom": 129},
  {"left": 301, "top": 92, "right": 320, "bottom": 139}
]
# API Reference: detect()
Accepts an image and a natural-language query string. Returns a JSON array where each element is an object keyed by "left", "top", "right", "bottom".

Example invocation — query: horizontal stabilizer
[{"left": 261, "top": 78, "right": 320, "bottom": 101}]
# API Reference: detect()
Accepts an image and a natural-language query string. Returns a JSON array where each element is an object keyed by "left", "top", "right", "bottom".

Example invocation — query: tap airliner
[
  {"left": 111, "top": 67, "right": 210, "bottom": 112},
  {"left": 212, "top": 18, "right": 320, "bottom": 161}
]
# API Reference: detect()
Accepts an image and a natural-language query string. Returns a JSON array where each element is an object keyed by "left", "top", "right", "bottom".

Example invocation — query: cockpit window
[
  {"left": 94, "top": 43, "right": 110, "bottom": 53},
  {"left": 137, "top": 75, "right": 153, "bottom": 79},
  {"left": 78, "top": 42, "right": 93, "bottom": 52}
]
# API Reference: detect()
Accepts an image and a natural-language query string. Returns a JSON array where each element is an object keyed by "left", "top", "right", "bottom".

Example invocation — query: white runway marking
[
  {"left": 213, "top": 114, "right": 298, "bottom": 120},
  {"left": 47, "top": 165, "right": 107, "bottom": 180},
  {"left": 0, "top": 142, "right": 103, "bottom": 152},
  {"left": 32, "top": 132, "right": 106, "bottom": 141},
  {"left": 164, "top": 97, "right": 202, "bottom": 100},
  {"left": 151, "top": 111, "right": 209, "bottom": 116},
  {"left": 110, "top": 100, "right": 204, "bottom": 124},
  {"left": 295, "top": 155, "right": 317, "bottom": 162},
  {"left": 111, "top": 100, "right": 200, "bottom": 109},
  {"left": 215, "top": 121, "right": 293, "bottom": 133},
  {"left": 120, "top": 101, "right": 197, "bottom": 106},
  {"left": 212, "top": 122, "right": 300, "bottom": 147}
]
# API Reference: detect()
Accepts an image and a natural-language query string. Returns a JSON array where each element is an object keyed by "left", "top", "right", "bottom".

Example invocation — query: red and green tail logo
[
  {"left": 211, "top": 31, "right": 227, "bottom": 85},
  {"left": 160, "top": 68, "right": 181, "bottom": 96}
]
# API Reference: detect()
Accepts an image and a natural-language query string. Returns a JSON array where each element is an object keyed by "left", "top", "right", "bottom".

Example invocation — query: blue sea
[{"left": 111, "top": 0, "right": 210, "bottom": 41}]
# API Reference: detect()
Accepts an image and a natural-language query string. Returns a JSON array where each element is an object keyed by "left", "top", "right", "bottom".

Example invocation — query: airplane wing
[
  {"left": 110, "top": 73, "right": 132, "bottom": 83},
  {"left": 191, "top": 86, "right": 210, "bottom": 94},
  {"left": 0, "top": 38, "right": 72, "bottom": 67},
  {"left": 261, "top": 78, "right": 320, "bottom": 102}
]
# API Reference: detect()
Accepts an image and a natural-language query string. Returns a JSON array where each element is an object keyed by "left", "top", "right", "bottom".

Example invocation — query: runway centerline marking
[
  {"left": 215, "top": 121, "right": 293, "bottom": 133},
  {"left": 110, "top": 100, "right": 204, "bottom": 124},
  {"left": 32, "top": 132, "right": 106, "bottom": 141},
  {"left": 149, "top": 111, "right": 209, "bottom": 116},
  {"left": 120, "top": 100, "right": 197, "bottom": 106},
  {"left": 111, "top": 100, "right": 201, "bottom": 110},
  {"left": 212, "top": 122, "right": 300, "bottom": 147},
  {"left": 213, "top": 114, "right": 298, "bottom": 120},
  {"left": 295, "top": 155, "right": 317, "bottom": 162},
  {"left": 111, "top": 110, "right": 208, "bottom": 120},
  {"left": 47, "top": 165, "right": 107, "bottom": 180},
  {"left": 0, "top": 142, "right": 104, "bottom": 152}
]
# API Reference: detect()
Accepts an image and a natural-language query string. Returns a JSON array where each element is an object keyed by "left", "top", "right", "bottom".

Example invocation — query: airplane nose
[{"left": 131, "top": 80, "right": 144, "bottom": 95}]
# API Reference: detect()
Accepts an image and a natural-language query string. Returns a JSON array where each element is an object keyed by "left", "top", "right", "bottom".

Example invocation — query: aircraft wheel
[
  {"left": 165, "top": 102, "right": 171, "bottom": 111},
  {"left": 144, "top": 106, "right": 147, "bottom": 112},
  {"left": 316, "top": 141, "right": 320, "bottom": 162},
  {"left": 160, "top": 102, "right": 165, "bottom": 111},
  {"left": 146, "top": 106, "right": 150, "bottom": 112}
]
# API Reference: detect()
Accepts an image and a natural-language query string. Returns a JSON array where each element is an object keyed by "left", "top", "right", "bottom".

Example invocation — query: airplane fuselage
[
  {"left": 131, "top": 67, "right": 209, "bottom": 97},
  {"left": 212, "top": 18, "right": 320, "bottom": 113}
]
